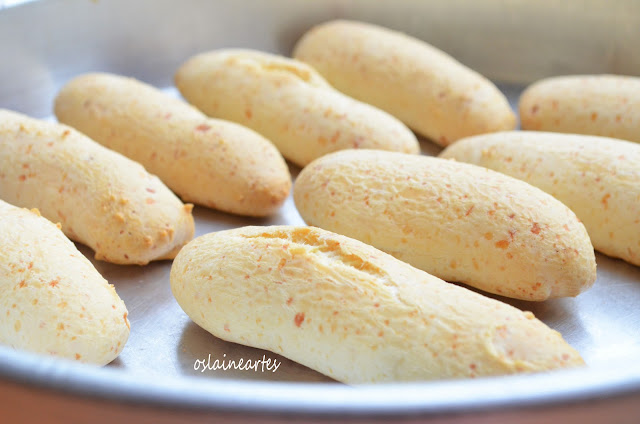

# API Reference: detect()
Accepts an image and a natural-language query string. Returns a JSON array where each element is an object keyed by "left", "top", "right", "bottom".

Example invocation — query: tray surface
[{"left": 1, "top": 0, "right": 639, "bottom": 421}]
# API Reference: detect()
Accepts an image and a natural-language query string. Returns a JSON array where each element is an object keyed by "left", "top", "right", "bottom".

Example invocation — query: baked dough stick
[
  {"left": 519, "top": 75, "right": 640, "bottom": 143},
  {"left": 170, "top": 226, "right": 584, "bottom": 384},
  {"left": 0, "top": 200, "right": 129, "bottom": 365},
  {"left": 294, "top": 150, "right": 596, "bottom": 301},
  {"left": 293, "top": 20, "right": 516, "bottom": 146},
  {"left": 54, "top": 73, "right": 291, "bottom": 217},
  {"left": 0, "top": 109, "right": 194, "bottom": 265},
  {"left": 440, "top": 131, "right": 640, "bottom": 266},
  {"left": 174, "top": 49, "right": 419, "bottom": 167}
]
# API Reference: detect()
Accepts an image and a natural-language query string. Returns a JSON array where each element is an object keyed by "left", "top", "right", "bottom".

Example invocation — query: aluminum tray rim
[{"left": 1, "top": 345, "right": 639, "bottom": 417}]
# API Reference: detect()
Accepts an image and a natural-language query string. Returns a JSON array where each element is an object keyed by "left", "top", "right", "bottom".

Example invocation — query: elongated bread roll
[
  {"left": 293, "top": 20, "right": 516, "bottom": 146},
  {"left": 0, "top": 200, "right": 129, "bottom": 365},
  {"left": 519, "top": 75, "right": 640, "bottom": 143},
  {"left": 293, "top": 150, "right": 596, "bottom": 301},
  {"left": 54, "top": 73, "right": 291, "bottom": 217},
  {"left": 174, "top": 49, "right": 419, "bottom": 167},
  {"left": 0, "top": 109, "right": 194, "bottom": 265},
  {"left": 440, "top": 131, "right": 640, "bottom": 266},
  {"left": 171, "top": 226, "right": 584, "bottom": 383}
]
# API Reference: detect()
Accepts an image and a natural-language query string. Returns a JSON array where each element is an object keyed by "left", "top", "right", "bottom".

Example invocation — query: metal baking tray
[{"left": 1, "top": 0, "right": 639, "bottom": 422}]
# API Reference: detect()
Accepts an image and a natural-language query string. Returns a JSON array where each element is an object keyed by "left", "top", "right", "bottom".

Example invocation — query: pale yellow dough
[
  {"left": 174, "top": 49, "right": 419, "bottom": 167},
  {"left": 293, "top": 20, "right": 516, "bottom": 146},
  {"left": 54, "top": 73, "right": 291, "bottom": 217},
  {"left": 0, "top": 109, "right": 194, "bottom": 265},
  {"left": 440, "top": 131, "right": 640, "bottom": 266},
  {"left": 293, "top": 150, "right": 596, "bottom": 301},
  {"left": 0, "top": 200, "right": 129, "bottom": 365},
  {"left": 519, "top": 75, "right": 640, "bottom": 143},
  {"left": 170, "top": 225, "right": 584, "bottom": 384}
]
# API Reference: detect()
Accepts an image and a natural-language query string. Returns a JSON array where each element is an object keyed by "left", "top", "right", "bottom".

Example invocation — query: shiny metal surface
[{"left": 1, "top": 0, "right": 640, "bottom": 422}]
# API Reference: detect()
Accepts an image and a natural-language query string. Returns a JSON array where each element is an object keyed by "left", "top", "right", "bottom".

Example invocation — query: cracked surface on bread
[
  {"left": 174, "top": 49, "right": 419, "bottom": 167},
  {"left": 170, "top": 225, "right": 584, "bottom": 384}
]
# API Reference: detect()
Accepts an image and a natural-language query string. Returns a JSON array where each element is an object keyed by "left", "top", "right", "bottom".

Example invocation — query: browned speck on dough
[
  {"left": 294, "top": 312, "right": 305, "bottom": 327},
  {"left": 277, "top": 258, "right": 287, "bottom": 270},
  {"left": 49, "top": 279, "right": 59, "bottom": 288},
  {"left": 495, "top": 240, "right": 510, "bottom": 249},
  {"left": 196, "top": 124, "right": 211, "bottom": 132},
  {"left": 124, "top": 312, "right": 130, "bottom": 330},
  {"left": 286, "top": 297, "right": 294, "bottom": 305},
  {"left": 75, "top": 353, "right": 81, "bottom": 360},
  {"left": 472, "top": 258, "right": 480, "bottom": 270},
  {"left": 531, "top": 222, "right": 541, "bottom": 235},
  {"left": 531, "top": 105, "right": 539, "bottom": 114},
  {"left": 591, "top": 112, "right": 598, "bottom": 121},
  {"left": 601, "top": 193, "right": 611, "bottom": 209}
]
